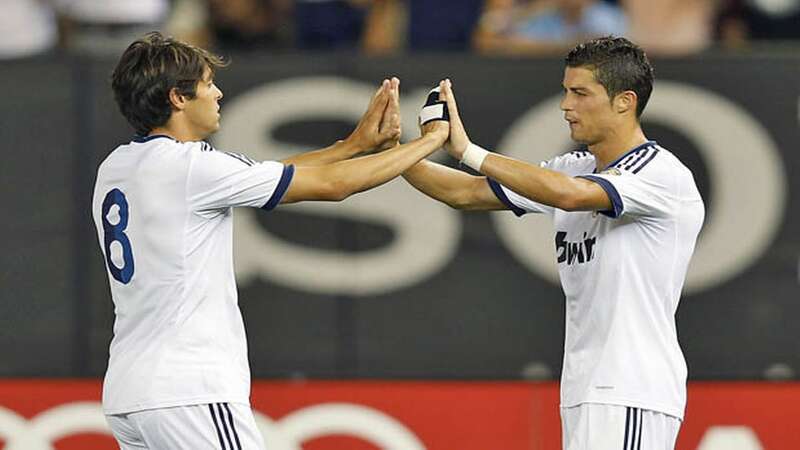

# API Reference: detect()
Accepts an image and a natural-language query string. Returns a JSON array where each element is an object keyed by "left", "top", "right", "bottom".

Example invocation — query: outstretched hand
[
  {"left": 377, "top": 77, "right": 402, "bottom": 151},
  {"left": 439, "top": 79, "right": 471, "bottom": 160},
  {"left": 347, "top": 78, "right": 401, "bottom": 152}
]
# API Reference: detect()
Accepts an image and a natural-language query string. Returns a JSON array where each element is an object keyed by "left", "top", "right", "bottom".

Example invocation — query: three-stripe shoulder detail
[
  {"left": 568, "top": 149, "right": 592, "bottom": 159},
  {"left": 199, "top": 141, "right": 257, "bottom": 166},
  {"left": 614, "top": 145, "right": 661, "bottom": 174},
  {"left": 221, "top": 151, "right": 257, "bottom": 166}
]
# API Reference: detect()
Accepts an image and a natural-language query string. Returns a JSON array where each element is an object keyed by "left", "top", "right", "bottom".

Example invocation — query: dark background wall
[{"left": 1, "top": 53, "right": 797, "bottom": 379}]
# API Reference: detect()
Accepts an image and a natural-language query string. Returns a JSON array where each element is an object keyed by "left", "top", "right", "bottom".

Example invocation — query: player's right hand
[
  {"left": 440, "top": 79, "right": 471, "bottom": 160},
  {"left": 376, "top": 77, "right": 402, "bottom": 152},
  {"left": 421, "top": 117, "right": 449, "bottom": 146},
  {"left": 345, "top": 79, "right": 394, "bottom": 152}
]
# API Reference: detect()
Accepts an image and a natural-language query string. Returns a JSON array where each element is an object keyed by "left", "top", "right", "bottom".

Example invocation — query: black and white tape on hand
[{"left": 418, "top": 86, "right": 450, "bottom": 126}]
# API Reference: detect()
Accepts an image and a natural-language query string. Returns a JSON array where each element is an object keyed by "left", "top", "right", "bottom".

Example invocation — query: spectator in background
[
  {"left": 361, "top": 0, "right": 484, "bottom": 54},
  {"left": 170, "top": 0, "right": 361, "bottom": 53},
  {"left": 621, "top": 0, "right": 721, "bottom": 55},
  {"left": 295, "top": 0, "right": 369, "bottom": 49},
  {"left": 174, "top": 0, "right": 482, "bottom": 55},
  {"left": 163, "top": 0, "right": 210, "bottom": 48},
  {"left": 406, "top": 0, "right": 484, "bottom": 51},
  {"left": 56, "top": 0, "right": 169, "bottom": 55},
  {"left": 473, "top": 0, "right": 628, "bottom": 56},
  {"left": 0, "top": 0, "right": 58, "bottom": 59},
  {"left": 208, "top": 0, "right": 293, "bottom": 51},
  {"left": 717, "top": 0, "right": 800, "bottom": 48}
]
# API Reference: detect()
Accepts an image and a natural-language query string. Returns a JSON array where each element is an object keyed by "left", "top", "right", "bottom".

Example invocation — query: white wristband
[{"left": 460, "top": 142, "right": 489, "bottom": 172}]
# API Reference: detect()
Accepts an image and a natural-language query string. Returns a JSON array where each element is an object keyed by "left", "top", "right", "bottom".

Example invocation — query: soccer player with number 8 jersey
[{"left": 92, "top": 32, "right": 445, "bottom": 449}]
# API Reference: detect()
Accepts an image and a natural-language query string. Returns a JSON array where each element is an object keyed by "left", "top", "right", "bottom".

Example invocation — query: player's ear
[
  {"left": 615, "top": 90, "right": 637, "bottom": 115},
  {"left": 168, "top": 87, "right": 187, "bottom": 111}
]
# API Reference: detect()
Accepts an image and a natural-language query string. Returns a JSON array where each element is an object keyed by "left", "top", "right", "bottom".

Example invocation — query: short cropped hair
[
  {"left": 111, "top": 32, "right": 228, "bottom": 135},
  {"left": 565, "top": 36, "right": 654, "bottom": 118}
]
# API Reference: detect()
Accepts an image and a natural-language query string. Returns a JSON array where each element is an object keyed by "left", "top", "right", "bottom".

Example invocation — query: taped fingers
[{"left": 418, "top": 85, "right": 450, "bottom": 126}]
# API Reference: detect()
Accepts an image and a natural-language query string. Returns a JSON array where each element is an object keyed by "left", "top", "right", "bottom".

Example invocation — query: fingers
[
  {"left": 367, "top": 79, "right": 391, "bottom": 116},
  {"left": 377, "top": 79, "right": 391, "bottom": 111},
  {"left": 440, "top": 79, "right": 460, "bottom": 121},
  {"left": 390, "top": 77, "right": 400, "bottom": 111},
  {"left": 374, "top": 79, "right": 389, "bottom": 102},
  {"left": 374, "top": 77, "right": 402, "bottom": 150},
  {"left": 364, "top": 79, "right": 391, "bottom": 127},
  {"left": 364, "top": 79, "right": 386, "bottom": 116},
  {"left": 388, "top": 77, "right": 401, "bottom": 138},
  {"left": 348, "top": 79, "right": 392, "bottom": 150},
  {"left": 384, "top": 77, "right": 399, "bottom": 121},
  {"left": 437, "top": 78, "right": 470, "bottom": 157},
  {"left": 382, "top": 77, "right": 401, "bottom": 122}
]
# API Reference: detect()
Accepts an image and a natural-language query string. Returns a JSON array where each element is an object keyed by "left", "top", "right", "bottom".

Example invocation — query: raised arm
[
  {"left": 280, "top": 79, "right": 401, "bottom": 167},
  {"left": 464, "top": 151, "right": 610, "bottom": 211},
  {"left": 439, "top": 79, "right": 611, "bottom": 212},
  {"left": 399, "top": 81, "right": 503, "bottom": 211},
  {"left": 402, "top": 159, "right": 505, "bottom": 210},
  {"left": 280, "top": 139, "right": 368, "bottom": 168},
  {"left": 280, "top": 119, "right": 448, "bottom": 203}
]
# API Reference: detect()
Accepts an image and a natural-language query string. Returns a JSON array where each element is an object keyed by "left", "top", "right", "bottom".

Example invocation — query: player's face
[
  {"left": 560, "top": 66, "right": 615, "bottom": 146},
  {"left": 184, "top": 66, "right": 223, "bottom": 138}
]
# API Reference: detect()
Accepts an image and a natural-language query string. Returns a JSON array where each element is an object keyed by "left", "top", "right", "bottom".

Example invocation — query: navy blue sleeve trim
[
  {"left": 261, "top": 164, "right": 295, "bottom": 211},
  {"left": 486, "top": 178, "right": 527, "bottom": 217},
  {"left": 578, "top": 175, "right": 624, "bottom": 218}
]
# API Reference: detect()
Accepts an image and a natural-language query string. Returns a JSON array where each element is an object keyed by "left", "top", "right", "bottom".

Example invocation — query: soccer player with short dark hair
[
  {"left": 404, "top": 37, "right": 704, "bottom": 449},
  {"left": 94, "top": 32, "right": 446, "bottom": 449}
]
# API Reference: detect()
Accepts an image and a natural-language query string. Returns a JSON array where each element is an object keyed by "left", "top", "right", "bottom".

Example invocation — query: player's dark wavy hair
[
  {"left": 111, "top": 32, "right": 228, "bottom": 136},
  {"left": 565, "top": 36, "right": 654, "bottom": 118}
]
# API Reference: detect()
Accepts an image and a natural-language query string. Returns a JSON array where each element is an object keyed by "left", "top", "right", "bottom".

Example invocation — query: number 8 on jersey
[{"left": 102, "top": 188, "right": 135, "bottom": 284}]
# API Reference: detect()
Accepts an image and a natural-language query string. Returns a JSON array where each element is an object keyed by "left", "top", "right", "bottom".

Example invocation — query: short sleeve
[
  {"left": 487, "top": 178, "right": 554, "bottom": 216},
  {"left": 578, "top": 170, "right": 673, "bottom": 219},
  {"left": 485, "top": 151, "right": 593, "bottom": 217},
  {"left": 188, "top": 148, "right": 294, "bottom": 215}
]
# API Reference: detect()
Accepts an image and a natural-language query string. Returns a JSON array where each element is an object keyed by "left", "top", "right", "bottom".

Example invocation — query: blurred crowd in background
[{"left": 2, "top": 0, "right": 800, "bottom": 59}]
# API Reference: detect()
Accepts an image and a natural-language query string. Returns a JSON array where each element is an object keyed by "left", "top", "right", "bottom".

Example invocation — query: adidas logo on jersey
[{"left": 555, "top": 231, "right": 597, "bottom": 266}]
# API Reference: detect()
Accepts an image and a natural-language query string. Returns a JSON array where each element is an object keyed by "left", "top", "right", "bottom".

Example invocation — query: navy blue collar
[
  {"left": 132, "top": 134, "right": 177, "bottom": 143},
  {"left": 594, "top": 140, "right": 655, "bottom": 173}
]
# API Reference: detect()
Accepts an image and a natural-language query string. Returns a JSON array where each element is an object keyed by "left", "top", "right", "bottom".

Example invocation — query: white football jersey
[
  {"left": 489, "top": 141, "right": 704, "bottom": 419},
  {"left": 92, "top": 135, "right": 293, "bottom": 415}
]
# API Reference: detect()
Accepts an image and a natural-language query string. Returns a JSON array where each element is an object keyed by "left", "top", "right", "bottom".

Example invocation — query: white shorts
[
  {"left": 106, "top": 402, "right": 265, "bottom": 450},
  {"left": 561, "top": 403, "right": 681, "bottom": 450}
]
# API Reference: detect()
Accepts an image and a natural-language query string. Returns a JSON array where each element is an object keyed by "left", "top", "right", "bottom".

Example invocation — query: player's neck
[
  {"left": 149, "top": 119, "right": 205, "bottom": 143},
  {"left": 589, "top": 127, "right": 648, "bottom": 172}
]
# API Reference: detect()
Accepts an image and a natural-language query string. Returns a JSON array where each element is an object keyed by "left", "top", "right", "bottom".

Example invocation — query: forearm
[
  {"left": 330, "top": 134, "right": 442, "bottom": 198},
  {"left": 281, "top": 138, "right": 365, "bottom": 167},
  {"left": 402, "top": 159, "right": 487, "bottom": 209},
  {"left": 479, "top": 153, "right": 595, "bottom": 210}
]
